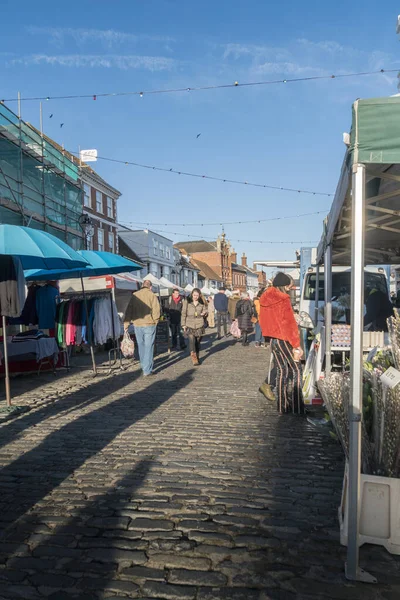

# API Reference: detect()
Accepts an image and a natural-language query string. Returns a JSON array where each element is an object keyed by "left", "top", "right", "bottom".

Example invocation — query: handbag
[
  {"left": 203, "top": 317, "right": 209, "bottom": 329},
  {"left": 230, "top": 320, "right": 241, "bottom": 339},
  {"left": 120, "top": 330, "right": 135, "bottom": 358}
]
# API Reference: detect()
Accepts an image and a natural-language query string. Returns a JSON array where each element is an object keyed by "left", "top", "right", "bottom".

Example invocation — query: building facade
[
  {"left": 230, "top": 252, "right": 247, "bottom": 291},
  {"left": 81, "top": 169, "right": 121, "bottom": 253},
  {"left": 190, "top": 258, "right": 222, "bottom": 289},
  {"left": 175, "top": 233, "right": 231, "bottom": 286},
  {"left": 118, "top": 227, "right": 175, "bottom": 279},
  {"left": 171, "top": 249, "right": 199, "bottom": 288},
  {"left": 241, "top": 254, "right": 259, "bottom": 293},
  {"left": 0, "top": 102, "right": 83, "bottom": 248}
]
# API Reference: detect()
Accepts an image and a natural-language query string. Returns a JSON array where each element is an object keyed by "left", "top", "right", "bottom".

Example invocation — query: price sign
[{"left": 380, "top": 367, "right": 400, "bottom": 389}]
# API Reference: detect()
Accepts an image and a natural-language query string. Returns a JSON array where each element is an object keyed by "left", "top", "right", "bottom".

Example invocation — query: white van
[{"left": 300, "top": 266, "right": 389, "bottom": 323}]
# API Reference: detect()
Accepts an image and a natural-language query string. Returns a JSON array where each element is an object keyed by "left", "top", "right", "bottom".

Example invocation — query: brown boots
[{"left": 191, "top": 352, "right": 199, "bottom": 366}]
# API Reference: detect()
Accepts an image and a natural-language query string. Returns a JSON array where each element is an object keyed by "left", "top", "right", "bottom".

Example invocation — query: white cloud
[
  {"left": 25, "top": 26, "right": 175, "bottom": 47},
  {"left": 9, "top": 54, "right": 177, "bottom": 71}
]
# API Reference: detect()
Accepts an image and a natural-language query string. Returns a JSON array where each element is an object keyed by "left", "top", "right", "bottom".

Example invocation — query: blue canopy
[
  {"left": 0, "top": 225, "right": 89, "bottom": 270},
  {"left": 24, "top": 250, "right": 142, "bottom": 281}
]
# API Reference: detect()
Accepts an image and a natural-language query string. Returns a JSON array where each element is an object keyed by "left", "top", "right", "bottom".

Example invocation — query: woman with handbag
[
  {"left": 234, "top": 291, "right": 255, "bottom": 347},
  {"left": 181, "top": 288, "right": 208, "bottom": 365},
  {"left": 259, "top": 273, "right": 304, "bottom": 415}
]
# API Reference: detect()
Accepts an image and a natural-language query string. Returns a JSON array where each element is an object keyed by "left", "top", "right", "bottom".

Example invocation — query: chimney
[
  {"left": 241, "top": 253, "right": 247, "bottom": 267},
  {"left": 230, "top": 251, "right": 237, "bottom": 264}
]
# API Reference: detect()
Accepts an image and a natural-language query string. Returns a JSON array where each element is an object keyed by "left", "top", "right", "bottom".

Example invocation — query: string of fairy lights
[
  {"left": 90, "top": 154, "right": 333, "bottom": 197},
  {"left": 2, "top": 67, "right": 398, "bottom": 103},
  {"left": 120, "top": 209, "right": 328, "bottom": 228},
  {"left": 120, "top": 222, "right": 318, "bottom": 245}
]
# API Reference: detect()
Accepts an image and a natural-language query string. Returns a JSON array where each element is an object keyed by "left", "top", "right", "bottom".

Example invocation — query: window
[
  {"left": 106, "top": 197, "right": 113, "bottom": 218},
  {"left": 153, "top": 239, "right": 158, "bottom": 256},
  {"left": 108, "top": 232, "right": 114, "bottom": 252},
  {"left": 159, "top": 243, "right": 164, "bottom": 257},
  {"left": 97, "top": 228, "right": 104, "bottom": 251},
  {"left": 83, "top": 183, "right": 91, "bottom": 207},
  {"left": 303, "top": 272, "right": 388, "bottom": 301},
  {"left": 96, "top": 190, "right": 103, "bottom": 213},
  {"left": 166, "top": 246, "right": 171, "bottom": 260}
]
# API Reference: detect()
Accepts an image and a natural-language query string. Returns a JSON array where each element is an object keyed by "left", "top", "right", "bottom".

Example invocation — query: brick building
[
  {"left": 229, "top": 252, "right": 247, "bottom": 292},
  {"left": 174, "top": 233, "right": 231, "bottom": 286},
  {"left": 82, "top": 169, "right": 121, "bottom": 253}
]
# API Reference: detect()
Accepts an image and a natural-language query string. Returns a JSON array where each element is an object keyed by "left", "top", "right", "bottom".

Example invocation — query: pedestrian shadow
[
  {"left": 0, "top": 370, "right": 194, "bottom": 539},
  {"left": 3, "top": 459, "right": 154, "bottom": 599}
]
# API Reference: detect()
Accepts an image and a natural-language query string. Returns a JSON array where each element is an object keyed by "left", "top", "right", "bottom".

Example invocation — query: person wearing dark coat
[
  {"left": 164, "top": 289, "right": 186, "bottom": 350},
  {"left": 234, "top": 292, "right": 254, "bottom": 346}
]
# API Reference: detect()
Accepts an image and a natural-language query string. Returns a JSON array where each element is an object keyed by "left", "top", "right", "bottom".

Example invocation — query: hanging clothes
[
  {"left": 93, "top": 297, "right": 121, "bottom": 345},
  {"left": 0, "top": 255, "right": 24, "bottom": 318},
  {"left": 36, "top": 285, "right": 59, "bottom": 330},
  {"left": 20, "top": 285, "right": 39, "bottom": 326}
]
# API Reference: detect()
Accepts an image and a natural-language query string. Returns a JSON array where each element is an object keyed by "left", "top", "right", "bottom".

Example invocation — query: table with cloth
[{"left": 0, "top": 338, "right": 59, "bottom": 373}]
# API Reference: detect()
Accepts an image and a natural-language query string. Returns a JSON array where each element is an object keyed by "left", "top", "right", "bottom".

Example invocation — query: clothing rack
[{"left": 60, "top": 289, "right": 123, "bottom": 374}]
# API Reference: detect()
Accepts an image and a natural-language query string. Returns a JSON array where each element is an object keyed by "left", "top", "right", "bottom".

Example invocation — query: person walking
[
  {"left": 253, "top": 289, "right": 264, "bottom": 347},
  {"left": 228, "top": 290, "right": 241, "bottom": 322},
  {"left": 214, "top": 287, "right": 229, "bottom": 339},
  {"left": 124, "top": 280, "right": 160, "bottom": 377},
  {"left": 259, "top": 273, "right": 304, "bottom": 415},
  {"left": 181, "top": 288, "right": 208, "bottom": 365},
  {"left": 207, "top": 294, "right": 215, "bottom": 328},
  {"left": 235, "top": 292, "right": 255, "bottom": 346},
  {"left": 165, "top": 289, "right": 186, "bottom": 350}
]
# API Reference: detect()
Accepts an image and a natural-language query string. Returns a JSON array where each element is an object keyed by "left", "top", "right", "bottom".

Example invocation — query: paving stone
[
  {"left": 147, "top": 554, "right": 211, "bottom": 570},
  {"left": 86, "top": 548, "right": 147, "bottom": 565},
  {"left": 141, "top": 581, "right": 197, "bottom": 600},
  {"left": 168, "top": 568, "right": 228, "bottom": 586},
  {"left": 120, "top": 565, "right": 166, "bottom": 582}
]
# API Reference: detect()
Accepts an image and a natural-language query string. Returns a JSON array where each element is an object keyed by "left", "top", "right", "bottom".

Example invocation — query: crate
[{"left": 339, "top": 463, "right": 400, "bottom": 555}]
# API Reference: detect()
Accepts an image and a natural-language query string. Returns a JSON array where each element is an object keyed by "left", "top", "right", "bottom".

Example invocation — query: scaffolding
[{"left": 0, "top": 102, "right": 83, "bottom": 249}]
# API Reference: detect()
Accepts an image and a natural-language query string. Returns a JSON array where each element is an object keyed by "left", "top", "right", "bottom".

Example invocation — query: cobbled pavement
[{"left": 0, "top": 333, "right": 399, "bottom": 600}]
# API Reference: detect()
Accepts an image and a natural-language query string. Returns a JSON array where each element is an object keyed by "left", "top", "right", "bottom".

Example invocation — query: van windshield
[{"left": 303, "top": 272, "right": 388, "bottom": 301}]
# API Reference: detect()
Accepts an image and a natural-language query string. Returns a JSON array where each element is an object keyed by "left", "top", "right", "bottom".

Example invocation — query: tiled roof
[
  {"left": 190, "top": 258, "right": 222, "bottom": 282},
  {"left": 174, "top": 240, "right": 217, "bottom": 253}
]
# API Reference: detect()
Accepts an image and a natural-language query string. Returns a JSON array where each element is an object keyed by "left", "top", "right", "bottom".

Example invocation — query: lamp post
[{"left": 78, "top": 214, "right": 94, "bottom": 250}]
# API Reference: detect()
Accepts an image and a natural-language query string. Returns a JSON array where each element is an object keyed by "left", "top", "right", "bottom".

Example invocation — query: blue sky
[{"left": 1, "top": 0, "right": 400, "bottom": 266}]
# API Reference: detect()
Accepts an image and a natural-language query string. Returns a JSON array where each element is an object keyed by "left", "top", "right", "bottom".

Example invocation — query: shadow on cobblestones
[
  {"left": 0, "top": 371, "right": 194, "bottom": 540},
  {"left": 0, "top": 369, "right": 143, "bottom": 454},
  {"left": 2, "top": 459, "right": 153, "bottom": 599}
]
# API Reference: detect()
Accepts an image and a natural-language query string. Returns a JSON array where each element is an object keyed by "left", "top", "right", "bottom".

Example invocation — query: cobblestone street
[{"left": 0, "top": 333, "right": 399, "bottom": 600}]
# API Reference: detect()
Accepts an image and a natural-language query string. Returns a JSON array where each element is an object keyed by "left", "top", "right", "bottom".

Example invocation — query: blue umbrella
[
  {"left": 0, "top": 225, "right": 89, "bottom": 407},
  {"left": 24, "top": 251, "right": 142, "bottom": 376},
  {"left": 0, "top": 225, "right": 89, "bottom": 270},
  {"left": 24, "top": 250, "right": 141, "bottom": 281}
]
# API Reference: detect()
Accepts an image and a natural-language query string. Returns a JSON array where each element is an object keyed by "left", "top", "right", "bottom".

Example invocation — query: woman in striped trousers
[{"left": 259, "top": 273, "right": 305, "bottom": 415}]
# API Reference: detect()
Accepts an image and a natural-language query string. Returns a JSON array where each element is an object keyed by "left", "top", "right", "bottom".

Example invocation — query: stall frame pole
[
  {"left": 80, "top": 276, "right": 97, "bottom": 376},
  {"left": 345, "top": 163, "right": 376, "bottom": 584},
  {"left": 324, "top": 245, "right": 332, "bottom": 374},
  {"left": 315, "top": 264, "right": 320, "bottom": 326},
  {"left": 2, "top": 316, "right": 11, "bottom": 406}
]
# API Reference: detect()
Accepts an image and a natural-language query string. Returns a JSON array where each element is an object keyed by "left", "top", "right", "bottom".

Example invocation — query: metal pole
[
  {"left": 315, "top": 264, "right": 320, "bottom": 325},
  {"left": 324, "top": 245, "right": 332, "bottom": 374},
  {"left": 80, "top": 276, "right": 97, "bottom": 375},
  {"left": 346, "top": 164, "right": 375, "bottom": 583},
  {"left": 2, "top": 316, "right": 11, "bottom": 407}
]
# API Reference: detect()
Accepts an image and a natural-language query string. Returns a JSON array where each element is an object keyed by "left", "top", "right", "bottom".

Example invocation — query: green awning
[{"left": 350, "top": 96, "right": 400, "bottom": 165}]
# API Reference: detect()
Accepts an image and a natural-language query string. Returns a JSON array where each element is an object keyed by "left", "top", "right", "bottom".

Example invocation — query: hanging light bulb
[{"left": 139, "top": 92, "right": 143, "bottom": 98}]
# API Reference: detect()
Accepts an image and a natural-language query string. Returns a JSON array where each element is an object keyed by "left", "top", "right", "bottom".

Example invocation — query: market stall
[
  {"left": 26, "top": 251, "right": 141, "bottom": 374},
  {"left": 0, "top": 225, "right": 89, "bottom": 406},
  {"left": 316, "top": 96, "right": 400, "bottom": 582}
]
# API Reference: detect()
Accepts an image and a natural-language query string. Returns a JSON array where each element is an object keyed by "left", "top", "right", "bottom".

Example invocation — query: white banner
[{"left": 80, "top": 149, "right": 98, "bottom": 162}]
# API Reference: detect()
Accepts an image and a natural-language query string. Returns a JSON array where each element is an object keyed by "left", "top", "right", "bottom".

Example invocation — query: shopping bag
[
  {"left": 230, "top": 320, "right": 241, "bottom": 339},
  {"left": 120, "top": 330, "right": 135, "bottom": 358}
]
